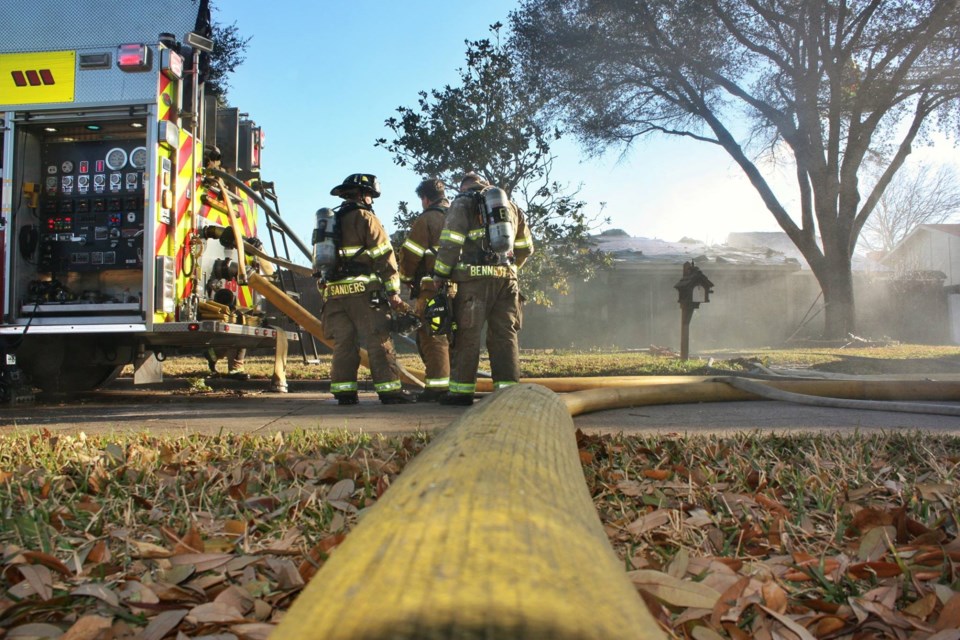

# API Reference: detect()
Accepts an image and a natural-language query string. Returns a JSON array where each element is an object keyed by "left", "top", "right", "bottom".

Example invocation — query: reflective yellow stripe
[
  {"left": 450, "top": 382, "right": 476, "bottom": 394},
  {"left": 332, "top": 381, "right": 358, "bottom": 392},
  {"left": 375, "top": 380, "right": 402, "bottom": 392},
  {"left": 402, "top": 238, "right": 426, "bottom": 256},
  {"left": 425, "top": 378, "right": 449, "bottom": 388},
  {"left": 367, "top": 241, "right": 393, "bottom": 259},
  {"left": 441, "top": 229, "right": 465, "bottom": 245},
  {"left": 339, "top": 246, "right": 363, "bottom": 257},
  {"left": 514, "top": 237, "right": 531, "bottom": 249},
  {"left": 467, "top": 229, "right": 486, "bottom": 241},
  {"left": 434, "top": 260, "right": 452, "bottom": 276},
  {"left": 494, "top": 381, "right": 519, "bottom": 389}
]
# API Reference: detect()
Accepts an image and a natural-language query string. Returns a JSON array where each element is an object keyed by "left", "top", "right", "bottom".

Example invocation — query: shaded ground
[{"left": 3, "top": 370, "right": 959, "bottom": 436}]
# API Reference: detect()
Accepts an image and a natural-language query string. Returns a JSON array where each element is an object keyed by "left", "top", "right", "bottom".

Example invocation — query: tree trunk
[{"left": 813, "top": 258, "right": 856, "bottom": 340}]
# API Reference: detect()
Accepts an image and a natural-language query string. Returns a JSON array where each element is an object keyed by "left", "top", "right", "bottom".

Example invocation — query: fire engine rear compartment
[
  {"left": 3, "top": 111, "right": 287, "bottom": 393},
  {"left": 12, "top": 117, "right": 148, "bottom": 323},
  {"left": 0, "top": 0, "right": 301, "bottom": 395}
]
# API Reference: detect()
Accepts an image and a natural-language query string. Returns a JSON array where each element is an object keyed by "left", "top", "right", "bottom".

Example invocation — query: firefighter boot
[
  {"left": 204, "top": 348, "right": 219, "bottom": 375},
  {"left": 439, "top": 392, "right": 474, "bottom": 406},
  {"left": 379, "top": 390, "right": 417, "bottom": 405},
  {"left": 335, "top": 392, "right": 359, "bottom": 406},
  {"left": 416, "top": 388, "right": 448, "bottom": 403}
]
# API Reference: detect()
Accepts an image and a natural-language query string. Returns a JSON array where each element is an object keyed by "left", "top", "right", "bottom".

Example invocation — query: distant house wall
[
  {"left": 522, "top": 265, "right": 950, "bottom": 350},
  {"left": 884, "top": 226, "right": 960, "bottom": 286},
  {"left": 880, "top": 226, "right": 960, "bottom": 344},
  {"left": 522, "top": 263, "right": 821, "bottom": 350}
]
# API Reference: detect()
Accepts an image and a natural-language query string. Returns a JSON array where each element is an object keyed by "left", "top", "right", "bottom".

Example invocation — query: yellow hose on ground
[
  {"left": 559, "top": 378, "right": 960, "bottom": 416},
  {"left": 270, "top": 384, "right": 666, "bottom": 640}
]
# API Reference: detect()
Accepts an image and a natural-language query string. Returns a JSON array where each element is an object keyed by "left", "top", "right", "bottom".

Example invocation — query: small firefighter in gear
[
  {"left": 432, "top": 172, "right": 534, "bottom": 406},
  {"left": 397, "top": 178, "right": 451, "bottom": 402},
  {"left": 317, "top": 173, "right": 415, "bottom": 405}
]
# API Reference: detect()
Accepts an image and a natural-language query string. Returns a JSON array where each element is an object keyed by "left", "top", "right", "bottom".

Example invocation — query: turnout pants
[
  {"left": 321, "top": 293, "right": 403, "bottom": 396},
  {"left": 414, "top": 284, "right": 450, "bottom": 391},
  {"left": 449, "top": 277, "right": 522, "bottom": 395}
]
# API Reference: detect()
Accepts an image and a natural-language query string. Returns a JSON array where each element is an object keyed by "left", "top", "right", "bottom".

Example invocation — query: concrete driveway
[{"left": 3, "top": 376, "right": 959, "bottom": 436}]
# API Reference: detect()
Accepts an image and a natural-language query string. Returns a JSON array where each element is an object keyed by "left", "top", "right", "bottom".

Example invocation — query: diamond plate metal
[
  {"left": 1, "top": 0, "right": 201, "bottom": 54},
  {"left": 1, "top": 0, "right": 202, "bottom": 109}
]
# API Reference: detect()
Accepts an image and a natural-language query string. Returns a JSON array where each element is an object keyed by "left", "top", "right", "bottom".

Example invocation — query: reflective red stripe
[
  {"left": 11, "top": 71, "right": 26, "bottom": 86},
  {"left": 25, "top": 70, "right": 41, "bottom": 86},
  {"left": 39, "top": 69, "right": 54, "bottom": 85}
]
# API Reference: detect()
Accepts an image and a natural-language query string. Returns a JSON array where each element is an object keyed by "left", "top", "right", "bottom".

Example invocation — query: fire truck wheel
[
  {"left": 26, "top": 363, "right": 123, "bottom": 395},
  {"left": 16, "top": 336, "right": 126, "bottom": 395}
]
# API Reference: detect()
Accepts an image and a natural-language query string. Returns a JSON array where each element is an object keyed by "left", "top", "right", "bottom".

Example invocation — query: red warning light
[{"left": 117, "top": 44, "right": 151, "bottom": 71}]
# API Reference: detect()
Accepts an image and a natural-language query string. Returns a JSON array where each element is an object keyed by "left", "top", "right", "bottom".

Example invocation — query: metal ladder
[{"left": 252, "top": 181, "right": 322, "bottom": 364}]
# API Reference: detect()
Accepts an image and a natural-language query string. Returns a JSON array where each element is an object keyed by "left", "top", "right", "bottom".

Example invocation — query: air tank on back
[
  {"left": 312, "top": 207, "right": 337, "bottom": 278},
  {"left": 482, "top": 187, "right": 514, "bottom": 264}
]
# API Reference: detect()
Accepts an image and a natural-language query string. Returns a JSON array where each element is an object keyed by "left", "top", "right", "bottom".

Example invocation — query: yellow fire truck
[{"left": 0, "top": 0, "right": 308, "bottom": 396}]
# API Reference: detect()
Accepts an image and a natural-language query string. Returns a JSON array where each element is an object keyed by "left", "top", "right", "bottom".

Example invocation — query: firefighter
[
  {"left": 432, "top": 172, "right": 534, "bottom": 406},
  {"left": 397, "top": 178, "right": 451, "bottom": 402},
  {"left": 320, "top": 173, "right": 415, "bottom": 405}
]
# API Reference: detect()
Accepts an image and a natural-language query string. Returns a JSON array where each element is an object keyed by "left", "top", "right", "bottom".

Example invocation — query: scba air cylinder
[
  {"left": 312, "top": 207, "right": 337, "bottom": 278},
  {"left": 482, "top": 187, "right": 514, "bottom": 261}
]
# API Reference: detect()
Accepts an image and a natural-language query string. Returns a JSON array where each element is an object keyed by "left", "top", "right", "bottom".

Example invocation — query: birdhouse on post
[{"left": 673, "top": 261, "right": 715, "bottom": 360}]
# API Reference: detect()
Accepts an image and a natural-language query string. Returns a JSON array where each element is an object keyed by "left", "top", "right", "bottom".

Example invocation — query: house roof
[
  {"left": 882, "top": 223, "right": 960, "bottom": 264},
  {"left": 916, "top": 224, "right": 960, "bottom": 237},
  {"left": 591, "top": 230, "right": 881, "bottom": 271}
]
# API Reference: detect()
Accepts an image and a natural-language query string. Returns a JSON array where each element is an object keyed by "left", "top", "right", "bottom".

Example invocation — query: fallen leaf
[
  {"left": 22, "top": 551, "right": 73, "bottom": 576},
  {"left": 18, "top": 564, "right": 53, "bottom": 601},
  {"left": 7, "top": 622, "right": 64, "bottom": 639},
  {"left": 629, "top": 570, "right": 722, "bottom": 609},
  {"left": 174, "top": 527, "right": 205, "bottom": 555},
  {"left": 761, "top": 581, "right": 788, "bottom": 614},
  {"left": 642, "top": 469, "right": 671, "bottom": 480},
  {"left": 758, "top": 604, "right": 817, "bottom": 640},
  {"left": 129, "top": 540, "right": 172, "bottom": 559},
  {"left": 61, "top": 615, "right": 112, "bottom": 640},
  {"left": 70, "top": 583, "right": 120, "bottom": 607},
  {"left": 857, "top": 525, "right": 895, "bottom": 562},
  {"left": 186, "top": 601, "right": 245, "bottom": 624},
  {"left": 935, "top": 593, "right": 960, "bottom": 631},
  {"left": 140, "top": 609, "right": 188, "bottom": 640},
  {"left": 626, "top": 509, "right": 673, "bottom": 536},
  {"left": 327, "top": 478, "right": 355, "bottom": 502},
  {"left": 903, "top": 592, "right": 939, "bottom": 620},
  {"left": 230, "top": 623, "right": 276, "bottom": 640}
]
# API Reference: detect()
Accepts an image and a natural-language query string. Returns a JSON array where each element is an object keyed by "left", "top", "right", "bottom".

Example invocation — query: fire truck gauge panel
[
  {"left": 38, "top": 138, "right": 146, "bottom": 274},
  {"left": 130, "top": 147, "right": 147, "bottom": 169},
  {"left": 105, "top": 148, "right": 128, "bottom": 171}
]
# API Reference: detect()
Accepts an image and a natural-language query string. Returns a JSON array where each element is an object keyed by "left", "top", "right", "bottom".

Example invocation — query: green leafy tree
[
  {"left": 511, "top": 0, "right": 960, "bottom": 339},
  {"left": 376, "top": 24, "right": 609, "bottom": 305},
  {"left": 204, "top": 20, "right": 251, "bottom": 100}
]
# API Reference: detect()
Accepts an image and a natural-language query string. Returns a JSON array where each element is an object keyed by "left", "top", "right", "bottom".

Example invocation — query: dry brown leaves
[
  {"left": 578, "top": 430, "right": 960, "bottom": 639},
  {"left": 1, "top": 429, "right": 958, "bottom": 639}
]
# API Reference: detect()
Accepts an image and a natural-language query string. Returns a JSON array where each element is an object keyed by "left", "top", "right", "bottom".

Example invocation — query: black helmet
[{"left": 330, "top": 173, "right": 381, "bottom": 198}]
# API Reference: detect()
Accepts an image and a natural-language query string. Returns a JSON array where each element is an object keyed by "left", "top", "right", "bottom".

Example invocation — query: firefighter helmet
[
  {"left": 459, "top": 172, "right": 489, "bottom": 192},
  {"left": 330, "top": 173, "right": 381, "bottom": 198},
  {"left": 424, "top": 289, "right": 455, "bottom": 336}
]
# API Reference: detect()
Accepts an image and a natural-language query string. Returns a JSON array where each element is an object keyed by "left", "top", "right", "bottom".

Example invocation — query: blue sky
[{"left": 215, "top": 1, "right": 958, "bottom": 259}]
